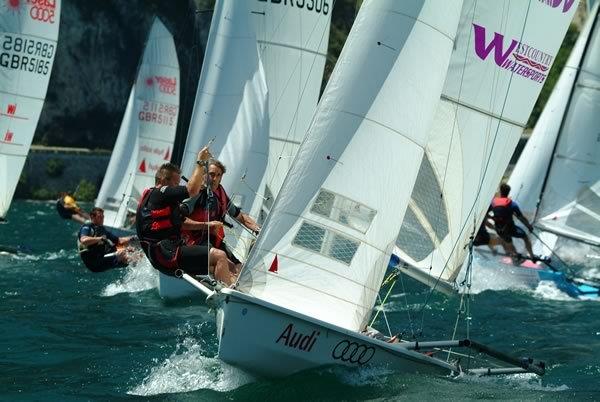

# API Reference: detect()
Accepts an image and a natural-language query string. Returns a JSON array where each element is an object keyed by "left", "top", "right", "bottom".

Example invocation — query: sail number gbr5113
[{"left": 258, "top": 0, "right": 330, "bottom": 15}]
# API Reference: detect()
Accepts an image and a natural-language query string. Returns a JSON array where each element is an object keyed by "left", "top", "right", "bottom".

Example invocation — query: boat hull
[
  {"left": 471, "top": 249, "right": 599, "bottom": 299},
  {"left": 158, "top": 271, "right": 203, "bottom": 299},
  {"left": 215, "top": 289, "right": 456, "bottom": 378}
]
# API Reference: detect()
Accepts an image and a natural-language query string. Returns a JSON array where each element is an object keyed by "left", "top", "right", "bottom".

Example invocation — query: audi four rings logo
[{"left": 331, "top": 340, "right": 375, "bottom": 365}]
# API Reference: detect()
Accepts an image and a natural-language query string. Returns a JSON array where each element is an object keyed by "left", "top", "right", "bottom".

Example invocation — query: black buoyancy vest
[
  {"left": 136, "top": 187, "right": 184, "bottom": 243},
  {"left": 78, "top": 224, "right": 115, "bottom": 262}
]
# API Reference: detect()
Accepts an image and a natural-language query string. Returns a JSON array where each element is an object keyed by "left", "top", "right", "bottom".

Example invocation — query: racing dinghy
[
  {"left": 158, "top": 0, "right": 331, "bottom": 298},
  {"left": 471, "top": 3, "right": 600, "bottom": 296},
  {"left": 95, "top": 18, "right": 180, "bottom": 236},
  {"left": 182, "top": 0, "right": 577, "bottom": 377}
]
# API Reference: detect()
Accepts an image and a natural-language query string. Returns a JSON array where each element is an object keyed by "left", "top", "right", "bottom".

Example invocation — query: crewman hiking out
[
  {"left": 57, "top": 192, "right": 90, "bottom": 224},
  {"left": 135, "top": 147, "right": 238, "bottom": 286},
  {"left": 78, "top": 207, "right": 133, "bottom": 272},
  {"left": 181, "top": 158, "right": 260, "bottom": 275},
  {"left": 489, "top": 183, "right": 535, "bottom": 260}
]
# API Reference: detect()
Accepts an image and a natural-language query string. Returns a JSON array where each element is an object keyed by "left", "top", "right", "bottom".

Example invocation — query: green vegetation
[
  {"left": 45, "top": 158, "right": 65, "bottom": 178},
  {"left": 74, "top": 180, "right": 97, "bottom": 202},
  {"left": 31, "top": 188, "right": 54, "bottom": 200}
]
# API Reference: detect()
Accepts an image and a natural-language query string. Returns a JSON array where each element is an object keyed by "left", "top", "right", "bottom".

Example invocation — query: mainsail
[
  {"left": 96, "top": 18, "right": 180, "bottom": 229},
  {"left": 510, "top": 2, "right": 600, "bottom": 247},
  {"left": 393, "top": 0, "right": 579, "bottom": 291},
  {"left": 237, "top": 0, "right": 464, "bottom": 331},
  {"left": 179, "top": 0, "right": 269, "bottom": 255},
  {"left": 0, "top": 0, "right": 61, "bottom": 220},
  {"left": 179, "top": 0, "right": 331, "bottom": 257},
  {"left": 254, "top": 0, "right": 332, "bottom": 215}
]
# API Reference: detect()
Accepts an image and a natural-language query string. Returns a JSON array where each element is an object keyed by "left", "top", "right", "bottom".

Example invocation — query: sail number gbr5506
[
  {"left": 1, "top": 34, "right": 54, "bottom": 75},
  {"left": 258, "top": 0, "right": 330, "bottom": 15}
]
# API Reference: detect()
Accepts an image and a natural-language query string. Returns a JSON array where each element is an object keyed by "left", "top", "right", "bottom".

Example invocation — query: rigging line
[
  {"left": 418, "top": 0, "right": 477, "bottom": 333},
  {"left": 534, "top": 3, "right": 600, "bottom": 224},
  {"left": 397, "top": 267, "right": 417, "bottom": 339},
  {"left": 174, "top": 7, "right": 203, "bottom": 165},
  {"left": 369, "top": 271, "right": 397, "bottom": 329},
  {"left": 529, "top": 230, "right": 576, "bottom": 276},
  {"left": 266, "top": 1, "right": 335, "bottom": 190},
  {"left": 418, "top": 0, "right": 534, "bottom": 318}
]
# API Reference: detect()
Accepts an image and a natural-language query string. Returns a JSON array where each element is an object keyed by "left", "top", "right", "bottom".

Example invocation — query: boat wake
[
  {"left": 102, "top": 259, "right": 157, "bottom": 297},
  {"left": 128, "top": 336, "right": 254, "bottom": 396},
  {"left": 533, "top": 281, "right": 584, "bottom": 301},
  {"left": 455, "top": 371, "right": 569, "bottom": 392}
]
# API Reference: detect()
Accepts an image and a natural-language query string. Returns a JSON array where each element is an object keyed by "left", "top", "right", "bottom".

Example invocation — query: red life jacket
[
  {"left": 491, "top": 196, "right": 513, "bottom": 227},
  {"left": 182, "top": 185, "right": 229, "bottom": 248}
]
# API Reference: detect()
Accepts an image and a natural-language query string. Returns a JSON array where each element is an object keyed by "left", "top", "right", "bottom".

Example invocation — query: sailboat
[
  {"left": 95, "top": 18, "right": 180, "bottom": 234},
  {"left": 178, "top": 0, "right": 577, "bottom": 377},
  {"left": 158, "top": 0, "right": 331, "bottom": 297},
  {"left": 472, "top": 2, "right": 600, "bottom": 299},
  {"left": 0, "top": 0, "right": 61, "bottom": 222}
]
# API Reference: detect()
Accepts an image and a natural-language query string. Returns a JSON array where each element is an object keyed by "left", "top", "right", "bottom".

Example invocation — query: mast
[{"left": 533, "top": 3, "right": 600, "bottom": 223}]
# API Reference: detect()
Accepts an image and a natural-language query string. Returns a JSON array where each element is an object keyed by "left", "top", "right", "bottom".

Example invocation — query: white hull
[{"left": 214, "top": 288, "right": 456, "bottom": 377}]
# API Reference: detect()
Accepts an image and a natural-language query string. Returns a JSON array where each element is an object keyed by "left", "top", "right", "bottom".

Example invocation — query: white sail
[
  {"left": 0, "top": 0, "right": 61, "bottom": 219},
  {"left": 96, "top": 90, "right": 138, "bottom": 227},
  {"left": 530, "top": 3, "right": 600, "bottom": 246},
  {"left": 253, "top": 0, "right": 332, "bottom": 214},
  {"left": 393, "top": 0, "right": 579, "bottom": 289},
  {"left": 179, "top": 0, "right": 269, "bottom": 256},
  {"left": 96, "top": 18, "right": 180, "bottom": 229},
  {"left": 508, "top": 5, "right": 595, "bottom": 220},
  {"left": 237, "top": 0, "right": 463, "bottom": 331}
]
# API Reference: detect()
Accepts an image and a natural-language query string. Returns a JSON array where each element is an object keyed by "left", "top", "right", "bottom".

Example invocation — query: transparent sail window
[
  {"left": 310, "top": 189, "right": 376, "bottom": 233},
  {"left": 292, "top": 221, "right": 360, "bottom": 265},
  {"left": 395, "top": 207, "right": 435, "bottom": 262},
  {"left": 411, "top": 156, "right": 449, "bottom": 242},
  {"left": 263, "top": 185, "right": 274, "bottom": 211}
]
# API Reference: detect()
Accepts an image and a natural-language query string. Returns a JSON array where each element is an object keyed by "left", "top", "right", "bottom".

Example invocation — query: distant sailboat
[
  {"left": 158, "top": 0, "right": 331, "bottom": 297},
  {"left": 469, "top": 2, "right": 600, "bottom": 298},
  {"left": 179, "top": 0, "right": 576, "bottom": 377},
  {"left": 510, "top": 2, "right": 600, "bottom": 251},
  {"left": 390, "top": 0, "right": 587, "bottom": 295},
  {"left": 0, "top": 0, "right": 61, "bottom": 222},
  {"left": 96, "top": 18, "right": 180, "bottom": 233}
]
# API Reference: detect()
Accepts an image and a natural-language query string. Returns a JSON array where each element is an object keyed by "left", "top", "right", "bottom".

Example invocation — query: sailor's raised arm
[{"left": 187, "top": 147, "right": 211, "bottom": 196}]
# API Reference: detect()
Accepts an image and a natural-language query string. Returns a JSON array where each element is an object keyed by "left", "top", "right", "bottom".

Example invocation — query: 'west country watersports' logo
[
  {"left": 538, "top": 0, "right": 576, "bottom": 13},
  {"left": 473, "top": 24, "right": 555, "bottom": 84}
]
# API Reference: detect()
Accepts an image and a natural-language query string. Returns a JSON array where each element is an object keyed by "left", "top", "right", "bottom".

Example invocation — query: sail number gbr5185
[
  {"left": 1, "top": 34, "right": 55, "bottom": 75},
  {"left": 258, "top": 0, "right": 330, "bottom": 15}
]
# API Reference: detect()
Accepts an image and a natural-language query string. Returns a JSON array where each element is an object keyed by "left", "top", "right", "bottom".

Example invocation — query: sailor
[
  {"left": 181, "top": 159, "right": 260, "bottom": 274},
  {"left": 135, "top": 148, "right": 237, "bottom": 286},
  {"left": 473, "top": 217, "right": 507, "bottom": 254},
  {"left": 489, "top": 183, "right": 535, "bottom": 259},
  {"left": 78, "top": 207, "right": 132, "bottom": 272},
  {"left": 56, "top": 192, "right": 90, "bottom": 224}
]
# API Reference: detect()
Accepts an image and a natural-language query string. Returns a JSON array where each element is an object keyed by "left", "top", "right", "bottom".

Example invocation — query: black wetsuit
[
  {"left": 78, "top": 223, "right": 126, "bottom": 272},
  {"left": 56, "top": 197, "right": 75, "bottom": 219}
]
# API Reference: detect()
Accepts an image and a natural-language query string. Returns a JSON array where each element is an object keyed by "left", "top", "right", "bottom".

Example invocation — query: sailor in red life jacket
[
  {"left": 181, "top": 159, "right": 260, "bottom": 274},
  {"left": 489, "top": 183, "right": 535, "bottom": 260},
  {"left": 136, "top": 147, "right": 238, "bottom": 286}
]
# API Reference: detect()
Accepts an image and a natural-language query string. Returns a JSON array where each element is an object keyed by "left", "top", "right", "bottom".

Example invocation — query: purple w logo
[
  {"left": 540, "top": 0, "right": 576, "bottom": 13},
  {"left": 472, "top": 24, "right": 518, "bottom": 66}
]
